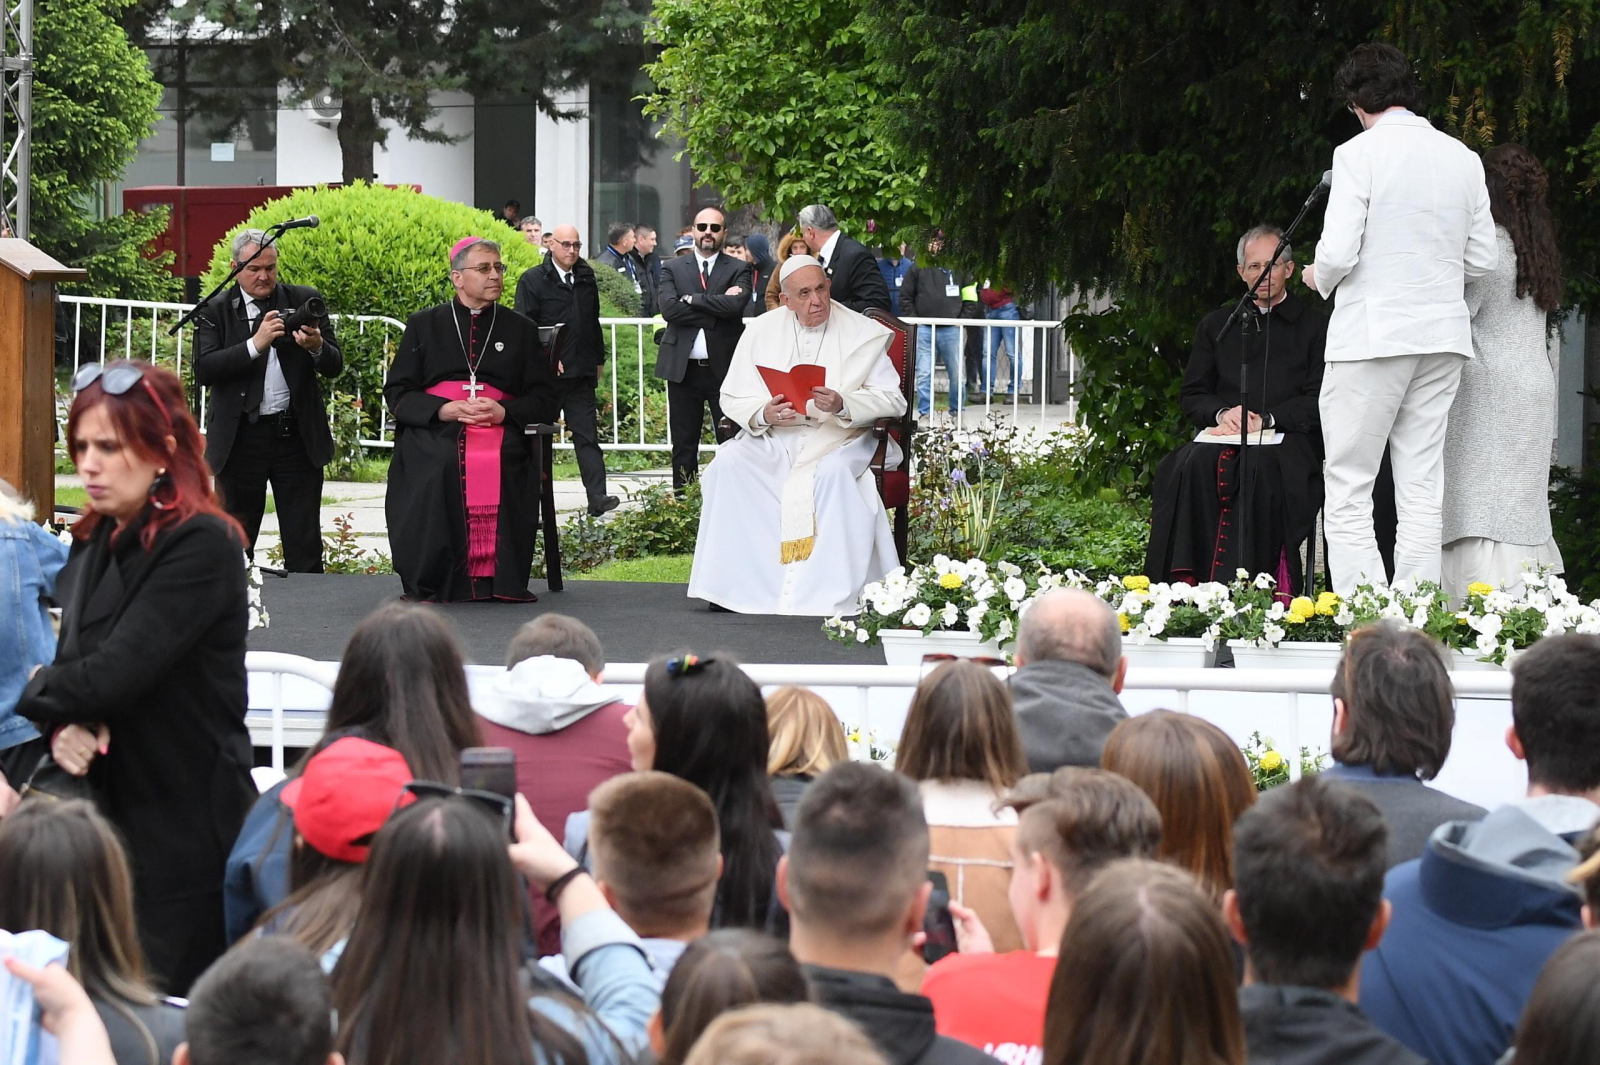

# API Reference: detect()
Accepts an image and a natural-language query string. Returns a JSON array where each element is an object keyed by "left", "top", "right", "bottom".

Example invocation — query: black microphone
[
  {"left": 271, "top": 215, "right": 320, "bottom": 232},
  {"left": 1303, "top": 170, "right": 1333, "bottom": 209}
]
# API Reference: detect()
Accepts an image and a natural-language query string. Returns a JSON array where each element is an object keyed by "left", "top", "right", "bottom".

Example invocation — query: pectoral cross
[{"left": 464, "top": 376, "right": 485, "bottom": 400}]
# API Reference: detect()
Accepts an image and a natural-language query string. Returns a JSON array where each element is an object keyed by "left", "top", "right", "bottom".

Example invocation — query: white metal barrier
[
  {"left": 55, "top": 296, "right": 1072, "bottom": 460},
  {"left": 244, "top": 653, "right": 1517, "bottom": 804}
]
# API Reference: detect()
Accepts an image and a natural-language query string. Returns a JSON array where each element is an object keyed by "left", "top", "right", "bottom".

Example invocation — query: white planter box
[
  {"left": 879, "top": 628, "right": 1005, "bottom": 667},
  {"left": 1228, "top": 640, "right": 1344, "bottom": 670},
  {"left": 1120, "top": 636, "right": 1215, "bottom": 669},
  {"left": 1450, "top": 650, "right": 1504, "bottom": 672}
]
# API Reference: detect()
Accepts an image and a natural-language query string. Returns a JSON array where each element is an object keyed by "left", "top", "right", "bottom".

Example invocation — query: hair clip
[{"left": 666, "top": 654, "right": 715, "bottom": 677}]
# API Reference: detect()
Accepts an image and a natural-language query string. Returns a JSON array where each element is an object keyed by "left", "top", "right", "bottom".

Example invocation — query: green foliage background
[
  {"left": 643, "top": 0, "right": 928, "bottom": 236},
  {"left": 26, "top": 0, "right": 175, "bottom": 299}
]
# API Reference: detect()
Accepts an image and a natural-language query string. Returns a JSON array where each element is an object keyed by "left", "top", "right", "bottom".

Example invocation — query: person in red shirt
[
  {"left": 921, "top": 768, "right": 1162, "bottom": 1061},
  {"left": 473, "top": 613, "right": 634, "bottom": 955}
]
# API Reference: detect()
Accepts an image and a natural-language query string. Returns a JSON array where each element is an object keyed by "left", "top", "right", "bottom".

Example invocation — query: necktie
[
  {"left": 563, "top": 272, "right": 571, "bottom": 286},
  {"left": 818, "top": 252, "right": 826, "bottom": 269},
  {"left": 701, "top": 260, "right": 711, "bottom": 287},
  {"left": 244, "top": 299, "right": 266, "bottom": 415}
]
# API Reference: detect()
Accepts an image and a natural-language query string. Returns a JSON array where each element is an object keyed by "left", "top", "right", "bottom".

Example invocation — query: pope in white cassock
[{"left": 688, "top": 255, "right": 906, "bottom": 615}]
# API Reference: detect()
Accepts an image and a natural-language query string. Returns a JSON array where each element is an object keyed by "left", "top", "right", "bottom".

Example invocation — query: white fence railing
[
  {"left": 244, "top": 654, "right": 1520, "bottom": 807},
  {"left": 56, "top": 296, "right": 1073, "bottom": 460}
]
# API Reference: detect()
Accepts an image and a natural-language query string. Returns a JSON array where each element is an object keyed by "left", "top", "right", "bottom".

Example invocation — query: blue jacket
[
  {"left": 1359, "top": 803, "right": 1587, "bottom": 1065},
  {"left": 222, "top": 780, "right": 293, "bottom": 943},
  {"left": 878, "top": 256, "right": 913, "bottom": 316},
  {"left": 0, "top": 519, "right": 68, "bottom": 751}
]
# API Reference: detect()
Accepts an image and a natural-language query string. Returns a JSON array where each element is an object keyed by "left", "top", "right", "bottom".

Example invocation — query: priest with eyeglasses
[{"left": 384, "top": 237, "right": 557, "bottom": 601}]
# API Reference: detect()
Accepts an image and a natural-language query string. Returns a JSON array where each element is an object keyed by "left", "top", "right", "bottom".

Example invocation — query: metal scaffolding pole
[{"left": 0, "top": 0, "right": 34, "bottom": 239}]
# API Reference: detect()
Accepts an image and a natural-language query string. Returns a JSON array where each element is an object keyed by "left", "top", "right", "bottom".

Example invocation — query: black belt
[{"left": 247, "top": 410, "right": 298, "bottom": 435}]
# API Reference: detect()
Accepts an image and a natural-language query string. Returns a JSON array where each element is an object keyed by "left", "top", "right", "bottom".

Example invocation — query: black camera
[{"left": 280, "top": 296, "right": 327, "bottom": 334}]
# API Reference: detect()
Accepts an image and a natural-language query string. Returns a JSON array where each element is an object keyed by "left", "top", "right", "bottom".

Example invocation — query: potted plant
[
  {"left": 1223, "top": 572, "right": 1349, "bottom": 668},
  {"left": 1453, "top": 567, "right": 1600, "bottom": 667},
  {"left": 824, "top": 557, "right": 1064, "bottom": 665},
  {"left": 1095, "top": 575, "right": 1231, "bottom": 669}
]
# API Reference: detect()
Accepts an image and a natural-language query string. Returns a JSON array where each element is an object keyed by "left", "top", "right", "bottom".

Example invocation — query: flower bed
[{"left": 824, "top": 556, "right": 1069, "bottom": 651}]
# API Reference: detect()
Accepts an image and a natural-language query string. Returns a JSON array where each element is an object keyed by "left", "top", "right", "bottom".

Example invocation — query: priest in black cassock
[
  {"left": 384, "top": 236, "right": 557, "bottom": 601},
  {"left": 1145, "top": 225, "right": 1327, "bottom": 595}
]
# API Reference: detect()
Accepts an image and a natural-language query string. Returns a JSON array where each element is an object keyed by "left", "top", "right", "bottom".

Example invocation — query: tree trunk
[{"left": 337, "top": 93, "right": 379, "bottom": 185}]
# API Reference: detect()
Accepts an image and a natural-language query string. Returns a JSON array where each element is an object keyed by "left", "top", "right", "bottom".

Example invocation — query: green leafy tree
[
  {"left": 170, "top": 0, "right": 651, "bottom": 185},
  {"left": 27, "top": 0, "right": 175, "bottom": 298},
  {"left": 867, "top": 0, "right": 1600, "bottom": 485},
  {"left": 643, "top": 0, "right": 927, "bottom": 234}
]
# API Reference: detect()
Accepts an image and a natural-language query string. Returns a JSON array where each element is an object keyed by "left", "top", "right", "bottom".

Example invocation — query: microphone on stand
[
  {"left": 271, "top": 216, "right": 321, "bottom": 232},
  {"left": 1302, "top": 170, "right": 1333, "bottom": 211}
]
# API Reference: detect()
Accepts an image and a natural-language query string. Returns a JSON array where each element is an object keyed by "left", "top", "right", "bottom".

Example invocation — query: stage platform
[{"left": 246, "top": 574, "right": 881, "bottom": 667}]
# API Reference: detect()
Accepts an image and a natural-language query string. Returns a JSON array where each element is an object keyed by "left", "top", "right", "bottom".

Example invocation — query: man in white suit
[{"left": 1304, "top": 43, "right": 1497, "bottom": 595}]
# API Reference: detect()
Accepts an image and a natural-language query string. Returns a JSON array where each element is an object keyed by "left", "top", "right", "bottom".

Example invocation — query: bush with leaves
[{"left": 1550, "top": 465, "right": 1600, "bottom": 602}]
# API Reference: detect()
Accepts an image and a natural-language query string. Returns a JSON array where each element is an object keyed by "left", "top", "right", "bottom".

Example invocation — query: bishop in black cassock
[
  {"left": 384, "top": 237, "right": 557, "bottom": 601},
  {"left": 1145, "top": 236, "right": 1328, "bottom": 595}
]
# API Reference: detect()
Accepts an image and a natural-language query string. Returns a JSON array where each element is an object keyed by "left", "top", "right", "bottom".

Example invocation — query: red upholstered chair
[{"left": 864, "top": 307, "right": 913, "bottom": 564}]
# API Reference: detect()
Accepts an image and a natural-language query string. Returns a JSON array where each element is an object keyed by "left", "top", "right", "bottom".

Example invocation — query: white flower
[
  {"left": 1391, "top": 578, "right": 1417, "bottom": 597},
  {"left": 1471, "top": 613, "right": 1504, "bottom": 639},
  {"left": 966, "top": 604, "right": 988, "bottom": 629},
  {"left": 1484, "top": 591, "right": 1515, "bottom": 614},
  {"left": 1380, "top": 602, "right": 1407, "bottom": 620},
  {"left": 997, "top": 560, "right": 1022, "bottom": 578},
  {"left": 856, "top": 627, "right": 870, "bottom": 643},
  {"left": 1120, "top": 594, "right": 1145, "bottom": 616},
  {"left": 965, "top": 558, "right": 988, "bottom": 578},
  {"left": 1143, "top": 604, "right": 1171, "bottom": 636},
  {"left": 1476, "top": 632, "right": 1499, "bottom": 656},
  {"left": 1236, "top": 568, "right": 1251, "bottom": 581},
  {"left": 974, "top": 579, "right": 997, "bottom": 602},
  {"left": 1004, "top": 577, "right": 1028, "bottom": 603},
  {"left": 1410, "top": 605, "right": 1430, "bottom": 629},
  {"left": 932, "top": 555, "right": 954, "bottom": 574},
  {"left": 247, "top": 607, "right": 262, "bottom": 630},
  {"left": 996, "top": 618, "right": 1014, "bottom": 642},
  {"left": 903, "top": 603, "right": 932, "bottom": 628},
  {"left": 1264, "top": 622, "right": 1286, "bottom": 645},
  {"left": 940, "top": 602, "right": 960, "bottom": 628},
  {"left": 1334, "top": 607, "right": 1355, "bottom": 627},
  {"left": 1253, "top": 573, "right": 1277, "bottom": 590}
]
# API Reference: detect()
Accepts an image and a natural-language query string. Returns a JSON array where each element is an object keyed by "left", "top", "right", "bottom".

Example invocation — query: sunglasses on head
[
  {"left": 919, "top": 652, "right": 1011, "bottom": 679},
  {"left": 397, "top": 780, "right": 514, "bottom": 836},
  {"left": 694, "top": 222, "right": 724, "bottom": 233},
  {"left": 71, "top": 361, "right": 174, "bottom": 428}
]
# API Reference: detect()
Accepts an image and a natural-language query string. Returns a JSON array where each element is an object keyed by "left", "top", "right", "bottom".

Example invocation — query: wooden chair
[{"left": 864, "top": 308, "right": 914, "bottom": 564}]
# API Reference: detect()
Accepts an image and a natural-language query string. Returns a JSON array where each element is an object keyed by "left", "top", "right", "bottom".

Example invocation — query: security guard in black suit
[{"left": 193, "top": 229, "right": 342, "bottom": 571}]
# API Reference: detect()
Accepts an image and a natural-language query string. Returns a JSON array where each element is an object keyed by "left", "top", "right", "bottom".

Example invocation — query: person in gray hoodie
[
  {"left": 474, "top": 613, "right": 633, "bottom": 955},
  {"left": 1009, "top": 589, "right": 1129, "bottom": 773},
  {"left": 1359, "top": 633, "right": 1600, "bottom": 1065}
]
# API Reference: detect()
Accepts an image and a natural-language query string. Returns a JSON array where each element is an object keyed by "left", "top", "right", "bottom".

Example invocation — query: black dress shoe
[
  {"left": 707, "top": 601, "right": 733, "bottom": 613},
  {"left": 587, "top": 495, "right": 620, "bottom": 517}
]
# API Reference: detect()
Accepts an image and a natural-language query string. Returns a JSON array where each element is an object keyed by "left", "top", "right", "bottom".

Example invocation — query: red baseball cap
[{"left": 281, "top": 737, "right": 415, "bottom": 863}]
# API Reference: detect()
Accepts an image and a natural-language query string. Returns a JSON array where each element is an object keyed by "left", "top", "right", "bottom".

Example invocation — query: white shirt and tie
[
  {"left": 243, "top": 295, "right": 292, "bottom": 415},
  {"left": 690, "top": 251, "right": 718, "bottom": 362},
  {"left": 815, "top": 230, "right": 841, "bottom": 273}
]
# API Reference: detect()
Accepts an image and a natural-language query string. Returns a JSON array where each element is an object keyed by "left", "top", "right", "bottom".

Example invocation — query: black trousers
[
  {"left": 668, "top": 361, "right": 730, "bottom": 490},
  {"left": 554, "top": 375, "right": 608, "bottom": 502},
  {"left": 215, "top": 414, "right": 324, "bottom": 572}
]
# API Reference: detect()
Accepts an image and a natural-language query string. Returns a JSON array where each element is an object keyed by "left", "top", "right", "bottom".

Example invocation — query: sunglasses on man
[{"left": 694, "top": 222, "right": 724, "bottom": 233}]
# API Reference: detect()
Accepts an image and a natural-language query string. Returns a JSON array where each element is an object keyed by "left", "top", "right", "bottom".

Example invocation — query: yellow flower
[
  {"left": 1259, "top": 750, "right": 1284, "bottom": 771},
  {"left": 1289, "top": 596, "right": 1316, "bottom": 620},
  {"left": 1286, "top": 612, "right": 1308, "bottom": 625},
  {"left": 1118, "top": 612, "right": 1131, "bottom": 634},
  {"left": 1315, "top": 591, "right": 1339, "bottom": 616},
  {"left": 1122, "top": 575, "right": 1152, "bottom": 591},
  {"left": 1468, "top": 582, "right": 1494, "bottom": 597},
  {"left": 847, "top": 729, "right": 862, "bottom": 744},
  {"left": 938, "top": 572, "right": 963, "bottom": 590}
]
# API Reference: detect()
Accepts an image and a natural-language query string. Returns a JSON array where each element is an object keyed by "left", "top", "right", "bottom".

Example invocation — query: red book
[{"left": 757, "top": 364, "right": 826, "bottom": 402}]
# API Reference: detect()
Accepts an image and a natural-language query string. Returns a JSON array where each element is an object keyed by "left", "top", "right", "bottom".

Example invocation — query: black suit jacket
[
  {"left": 515, "top": 257, "right": 605, "bottom": 378},
  {"left": 820, "top": 234, "right": 892, "bottom": 314},
  {"left": 18, "top": 512, "right": 255, "bottom": 913},
  {"left": 192, "top": 283, "right": 344, "bottom": 473},
  {"left": 654, "top": 252, "right": 753, "bottom": 383}
]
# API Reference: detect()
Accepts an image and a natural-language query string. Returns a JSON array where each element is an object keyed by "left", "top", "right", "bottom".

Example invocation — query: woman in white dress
[{"left": 1442, "top": 143, "right": 1564, "bottom": 595}]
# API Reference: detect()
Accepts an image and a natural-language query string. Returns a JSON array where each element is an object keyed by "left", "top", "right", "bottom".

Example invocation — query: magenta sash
[{"left": 426, "top": 380, "right": 510, "bottom": 578}]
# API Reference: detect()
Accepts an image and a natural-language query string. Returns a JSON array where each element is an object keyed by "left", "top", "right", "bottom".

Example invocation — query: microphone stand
[
  {"left": 1212, "top": 182, "right": 1325, "bottom": 587},
  {"left": 169, "top": 222, "right": 289, "bottom": 335}
]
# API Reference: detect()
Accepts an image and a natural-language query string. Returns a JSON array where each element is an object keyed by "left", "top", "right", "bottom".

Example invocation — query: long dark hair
[
  {"left": 1485, "top": 143, "right": 1562, "bottom": 313},
  {"left": 659, "top": 930, "right": 810, "bottom": 1065},
  {"left": 0, "top": 801, "right": 164, "bottom": 1064},
  {"left": 1043, "top": 860, "right": 1245, "bottom": 1065},
  {"left": 896, "top": 660, "right": 1027, "bottom": 791},
  {"left": 314, "top": 601, "right": 481, "bottom": 783},
  {"left": 253, "top": 842, "right": 363, "bottom": 955},
  {"left": 330, "top": 797, "right": 587, "bottom": 1065},
  {"left": 644, "top": 654, "right": 785, "bottom": 930},
  {"left": 66, "top": 360, "right": 243, "bottom": 551}
]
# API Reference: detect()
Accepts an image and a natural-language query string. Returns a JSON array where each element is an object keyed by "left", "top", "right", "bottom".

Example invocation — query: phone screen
[
  {"left": 923, "top": 870, "right": 957, "bottom": 964},
  {"left": 460, "top": 747, "right": 517, "bottom": 800}
]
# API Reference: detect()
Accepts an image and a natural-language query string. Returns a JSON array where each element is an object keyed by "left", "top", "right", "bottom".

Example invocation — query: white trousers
[{"left": 1320, "top": 351, "right": 1465, "bottom": 595}]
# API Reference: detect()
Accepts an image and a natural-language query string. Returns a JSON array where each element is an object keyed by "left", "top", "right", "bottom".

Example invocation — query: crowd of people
[{"left": 3, "top": 448, "right": 1600, "bottom": 1065}]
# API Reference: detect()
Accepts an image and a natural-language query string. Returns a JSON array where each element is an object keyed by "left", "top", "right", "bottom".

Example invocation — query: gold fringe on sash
[{"left": 780, "top": 535, "right": 816, "bottom": 564}]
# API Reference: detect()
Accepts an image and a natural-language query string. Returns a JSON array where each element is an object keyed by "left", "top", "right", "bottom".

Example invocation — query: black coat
[
  {"left": 1241, "top": 985, "right": 1427, "bottom": 1065},
  {"left": 820, "top": 234, "right": 892, "bottom": 314},
  {"left": 901, "top": 265, "right": 968, "bottom": 319},
  {"left": 18, "top": 512, "right": 255, "bottom": 992},
  {"left": 515, "top": 257, "right": 606, "bottom": 378},
  {"left": 192, "top": 283, "right": 344, "bottom": 473},
  {"left": 654, "top": 252, "right": 753, "bottom": 384},
  {"left": 804, "top": 965, "right": 992, "bottom": 1065}
]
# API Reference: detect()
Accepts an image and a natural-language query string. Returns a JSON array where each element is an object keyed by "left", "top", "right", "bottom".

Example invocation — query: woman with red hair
[{"left": 17, "top": 360, "right": 256, "bottom": 995}]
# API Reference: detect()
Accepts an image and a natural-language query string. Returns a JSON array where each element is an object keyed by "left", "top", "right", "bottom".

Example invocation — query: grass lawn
[{"left": 572, "top": 554, "right": 692, "bottom": 583}]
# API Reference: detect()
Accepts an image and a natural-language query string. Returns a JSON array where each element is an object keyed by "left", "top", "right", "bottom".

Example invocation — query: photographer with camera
[{"left": 194, "top": 228, "right": 343, "bottom": 571}]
